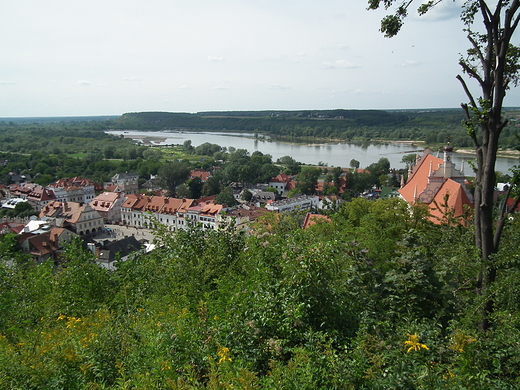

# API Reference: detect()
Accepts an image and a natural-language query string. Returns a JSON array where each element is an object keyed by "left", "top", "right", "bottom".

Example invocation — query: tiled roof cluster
[
  {"left": 48, "top": 177, "right": 98, "bottom": 190},
  {"left": 399, "top": 149, "right": 474, "bottom": 224},
  {"left": 8, "top": 183, "right": 56, "bottom": 202},
  {"left": 40, "top": 201, "right": 88, "bottom": 223}
]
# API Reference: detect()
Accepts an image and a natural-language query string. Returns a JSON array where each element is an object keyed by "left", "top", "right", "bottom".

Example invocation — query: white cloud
[
  {"left": 76, "top": 80, "right": 91, "bottom": 86},
  {"left": 0, "top": 81, "right": 16, "bottom": 85},
  {"left": 323, "top": 60, "right": 361, "bottom": 69},
  {"left": 208, "top": 56, "right": 225, "bottom": 62},
  {"left": 123, "top": 76, "right": 139, "bottom": 82},
  {"left": 212, "top": 86, "right": 228, "bottom": 90},
  {"left": 270, "top": 84, "right": 290, "bottom": 90},
  {"left": 402, "top": 60, "right": 420, "bottom": 67},
  {"left": 179, "top": 85, "right": 190, "bottom": 89}
]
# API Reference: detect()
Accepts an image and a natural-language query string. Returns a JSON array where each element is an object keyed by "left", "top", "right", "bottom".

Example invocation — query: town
[{"left": 1, "top": 142, "right": 493, "bottom": 271}]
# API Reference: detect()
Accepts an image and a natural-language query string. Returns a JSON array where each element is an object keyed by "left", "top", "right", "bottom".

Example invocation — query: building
[
  {"left": 399, "top": 146, "right": 474, "bottom": 224},
  {"left": 110, "top": 173, "right": 139, "bottom": 195},
  {"left": 47, "top": 177, "right": 99, "bottom": 204},
  {"left": 268, "top": 174, "right": 294, "bottom": 197},
  {"left": 219, "top": 204, "right": 271, "bottom": 231},
  {"left": 90, "top": 192, "right": 125, "bottom": 223},
  {"left": 190, "top": 169, "right": 211, "bottom": 182},
  {"left": 7, "top": 183, "right": 56, "bottom": 211},
  {"left": 121, "top": 195, "right": 229, "bottom": 231},
  {"left": 39, "top": 201, "right": 105, "bottom": 235},
  {"left": 265, "top": 195, "right": 320, "bottom": 213},
  {"left": 18, "top": 226, "right": 77, "bottom": 263}
]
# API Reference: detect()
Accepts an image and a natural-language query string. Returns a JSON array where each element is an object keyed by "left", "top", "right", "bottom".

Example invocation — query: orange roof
[
  {"left": 143, "top": 196, "right": 165, "bottom": 212},
  {"left": 302, "top": 213, "right": 331, "bottom": 229},
  {"left": 121, "top": 194, "right": 140, "bottom": 208},
  {"left": 399, "top": 153, "right": 443, "bottom": 203},
  {"left": 190, "top": 169, "right": 211, "bottom": 181},
  {"left": 270, "top": 174, "right": 293, "bottom": 184},
  {"left": 428, "top": 179, "right": 473, "bottom": 224},
  {"left": 160, "top": 197, "right": 184, "bottom": 214}
]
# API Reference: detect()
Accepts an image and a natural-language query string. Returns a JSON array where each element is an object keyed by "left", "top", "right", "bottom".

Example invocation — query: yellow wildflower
[
  {"left": 217, "top": 346, "right": 232, "bottom": 364},
  {"left": 57, "top": 314, "right": 66, "bottom": 321},
  {"left": 65, "top": 317, "right": 81, "bottom": 328},
  {"left": 450, "top": 330, "right": 476, "bottom": 352},
  {"left": 404, "top": 333, "right": 429, "bottom": 353}
]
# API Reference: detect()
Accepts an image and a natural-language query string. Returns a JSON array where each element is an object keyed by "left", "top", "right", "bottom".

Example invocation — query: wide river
[{"left": 106, "top": 130, "right": 519, "bottom": 175}]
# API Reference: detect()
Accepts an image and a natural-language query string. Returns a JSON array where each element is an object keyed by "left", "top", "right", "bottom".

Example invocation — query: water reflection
[{"left": 106, "top": 130, "right": 518, "bottom": 175}]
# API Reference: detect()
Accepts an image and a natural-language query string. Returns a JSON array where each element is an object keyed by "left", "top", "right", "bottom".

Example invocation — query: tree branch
[
  {"left": 457, "top": 74, "right": 479, "bottom": 108},
  {"left": 460, "top": 102, "right": 480, "bottom": 150},
  {"left": 494, "top": 187, "right": 520, "bottom": 249},
  {"left": 467, "top": 32, "right": 487, "bottom": 69}
]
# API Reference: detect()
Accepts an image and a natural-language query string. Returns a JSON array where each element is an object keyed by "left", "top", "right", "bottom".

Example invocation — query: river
[{"left": 106, "top": 130, "right": 519, "bottom": 175}]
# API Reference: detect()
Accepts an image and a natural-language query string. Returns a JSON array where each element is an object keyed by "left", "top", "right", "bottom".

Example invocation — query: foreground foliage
[{"left": 1, "top": 198, "right": 520, "bottom": 389}]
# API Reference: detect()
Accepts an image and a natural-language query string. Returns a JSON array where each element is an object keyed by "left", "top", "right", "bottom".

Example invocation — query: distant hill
[
  {"left": 0, "top": 116, "right": 118, "bottom": 124},
  {"left": 108, "top": 109, "right": 421, "bottom": 132}
]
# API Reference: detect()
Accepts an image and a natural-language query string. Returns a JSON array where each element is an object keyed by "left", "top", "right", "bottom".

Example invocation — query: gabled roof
[
  {"left": 177, "top": 198, "right": 195, "bottom": 213},
  {"left": 199, "top": 203, "right": 223, "bottom": 216},
  {"left": 428, "top": 179, "right": 473, "bottom": 224},
  {"left": 399, "top": 149, "right": 473, "bottom": 224},
  {"left": 190, "top": 169, "right": 211, "bottom": 181},
  {"left": 0, "top": 222, "right": 25, "bottom": 234},
  {"left": 160, "top": 197, "right": 184, "bottom": 214},
  {"left": 399, "top": 153, "right": 443, "bottom": 203},
  {"left": 302, "top": 213, "right": 331, "bottom": 229},
  {"left": 90, "top": 192, "right": 121, "bottom": 212},
  {"left": 121, "top": 194, "right": 140, "bottom": 208},
  {"left": 269, "top": 174, "right": 293, "bottom": 184},
  {"left": 143, "top": 196, "right": 165, "bottom": 213},
  {"left": 39, "top": 201, "right": 98, "bottom": 224},
  {"left": 132, "top": 195, "right": 151, "bottom": 211}
]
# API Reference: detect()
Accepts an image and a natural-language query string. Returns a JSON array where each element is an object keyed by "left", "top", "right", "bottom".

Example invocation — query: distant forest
[
  {"left": 107, "top": 109, "right": 520, "bottom": 148},
  {"left": 1, "top": 108, "right": 520, "bottom": 149}
]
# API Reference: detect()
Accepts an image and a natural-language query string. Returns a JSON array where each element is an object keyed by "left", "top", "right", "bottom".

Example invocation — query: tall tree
[
  {"left": 158, "top": 160, "right": 191, "bottom": 197},
  {"left": 369, "top": 0, "right": 520, "bottom": 329}
]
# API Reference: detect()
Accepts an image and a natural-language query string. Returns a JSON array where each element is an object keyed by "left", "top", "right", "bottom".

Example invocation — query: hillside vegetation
[
  {"left": 1, "top": 199, "right": 520, "bottom": 388},
  {"left": 108, "top": 109, "right": 520, "bottom": 148}
]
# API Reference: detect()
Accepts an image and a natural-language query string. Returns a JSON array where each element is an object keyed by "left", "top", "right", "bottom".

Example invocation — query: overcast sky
[{"left": 2, "top": 0, "right": 518, "bottom": 117}]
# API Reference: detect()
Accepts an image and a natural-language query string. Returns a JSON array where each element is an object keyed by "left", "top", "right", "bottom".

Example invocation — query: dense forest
[
  {"left": 107, "top": 109, "right": 520, "bottom": 148},
  {"left": 1, "top": 198, "right": 520, "bottom": 388}
]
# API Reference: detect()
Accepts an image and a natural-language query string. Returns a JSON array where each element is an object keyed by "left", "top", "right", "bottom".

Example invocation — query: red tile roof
[{"left": 399, "top": 150, "right": 473, "bottom": 224}]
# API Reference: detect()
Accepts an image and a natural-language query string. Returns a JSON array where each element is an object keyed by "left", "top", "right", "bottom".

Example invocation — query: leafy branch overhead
[{"left": 370, "top": 0, "right": 520, "bottom": 331}]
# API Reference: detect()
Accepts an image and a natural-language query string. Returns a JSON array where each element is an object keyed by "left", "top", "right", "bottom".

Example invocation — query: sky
[{"left": 2, "top": 0, "right": 518, "bottom": 117}]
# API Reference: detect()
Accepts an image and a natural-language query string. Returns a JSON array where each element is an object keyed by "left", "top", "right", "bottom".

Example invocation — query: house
[
  {"left": 186, "top": 202, "right": 225, "bottom": 230},
  {"left": 88, "top": 236, "right": 144, "bottom": 270},
  {"left": 190, "top": 169, "right": 211, "bottom": 182},
  {"left": 121, "top": 194, "right": 151, "bottom": 228},
  {"left": 252, "top": 191, "right": 276, "bottom": 205},
  {"left": 5, "top": 173, "right": 32, "bottom": 184},
  {"left": 268, "top": 174, "right": 294, "bottom": 197},
  {"left": 110, "top": 172, "right": 139, "bottom": 195},
  {"left": 398, "top": 146, "right": 474, "bottom": 224},
  {"left": 47, "top": 177, "right": 100, "bottom": 204},
  {"left": 39, "top": 201, "right": 105, "bottom": 235},
  {"left": 219, "top": 204, "right": 271, "bottom": 231},
  {"left": 142, "top": 176, "right": 162, "bottom": 192},
  {"left": 18, "top": 226, "right": 77, "bottom": 263},
  {"left": 90, "top": 192, "right": 125, "bottom": 223},
  {"left": 265, "top": 195, "right": 320, "bottom": 213},
  {"left": 0, "top": 221, "right": 25, "bottom": 235},
  {"left": 7, "top": 183, "right": 56, "bottom": 211},
  {"left": 121, "top": 194, "right": 230, "bottom": 231}
]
